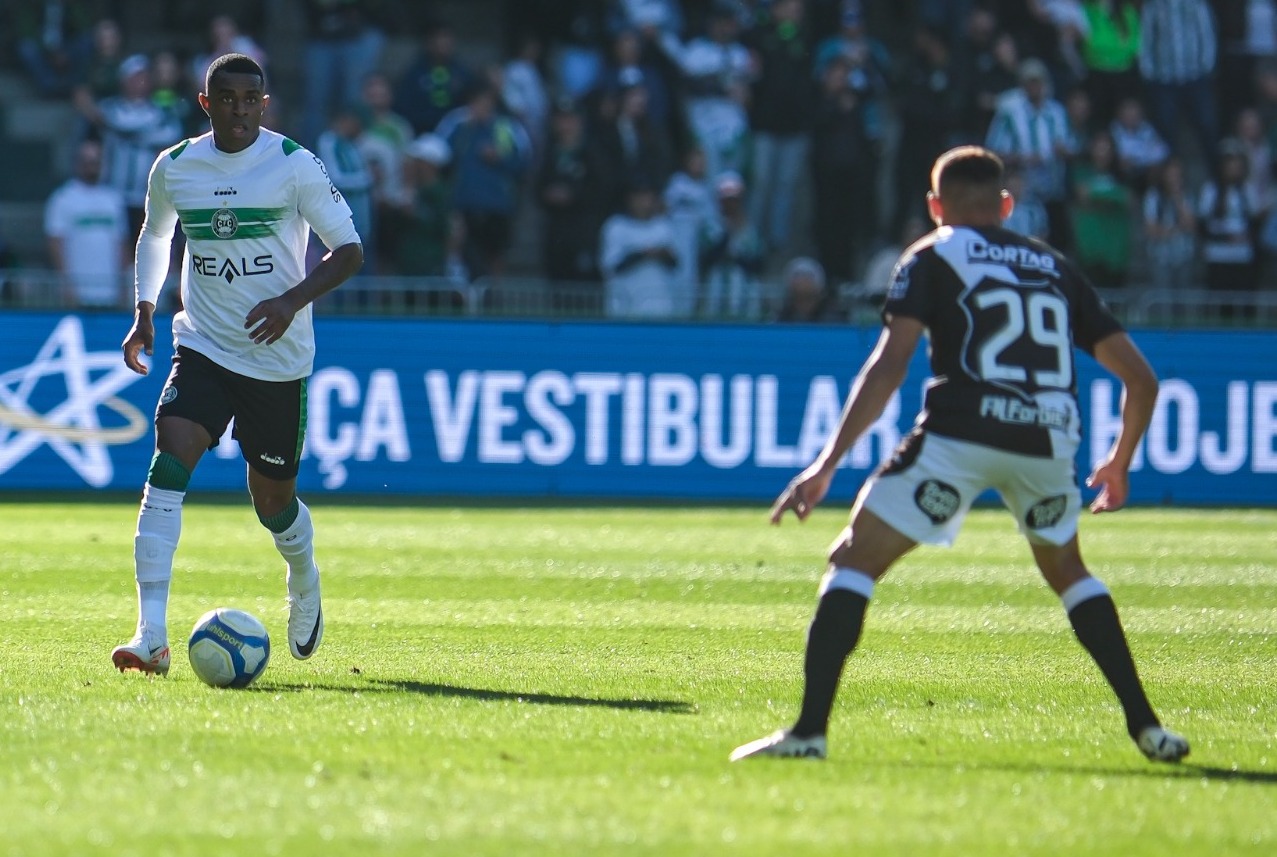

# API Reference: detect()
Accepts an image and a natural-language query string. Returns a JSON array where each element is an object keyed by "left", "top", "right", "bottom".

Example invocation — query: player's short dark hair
[
  {"left": 205, "top": 52, "right": 266, "bottom": 94},
  {"left": 931, "top": 146, "right": 1004, "bottom": 208}
]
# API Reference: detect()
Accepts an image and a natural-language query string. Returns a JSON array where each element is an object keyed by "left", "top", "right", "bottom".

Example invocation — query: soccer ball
[{"left": 187, "top": 608, "right": 271, "bottom": 688}]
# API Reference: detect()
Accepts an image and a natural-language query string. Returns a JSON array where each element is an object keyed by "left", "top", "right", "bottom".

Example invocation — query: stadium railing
[{"left": 3, "top": 268, "right": 1276, "bottom": 327}]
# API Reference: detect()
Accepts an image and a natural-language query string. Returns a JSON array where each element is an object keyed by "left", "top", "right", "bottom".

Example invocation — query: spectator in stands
[
  {"left": 615, "top": 0, "right": 684, "bottom": 38},
  {"left": 316, "top": 105, "right": 376, "bottom": 273},
  {"left": 502, "top": 33, "right": 551, "bottom": 152},
  {"left": 301, "top": 0, "right": 386, "bottom": 146},
  {"left": 44, "top": 139, "right": 129, "bottom": 308},
  {"left": 663, "top": 146, "right": 717, "bottom": 317},
  {"left": 1063, "top": 85, "right": 1097, "bottom": 155},
  {"left": 774, "top": 256, "right": 839, "bottom": 322},
  {"left": 1003, "top": 166, "right": 1051, "bottom": 238},
  {"left": 599, "top": 182, "right": 680, "bottom": 318},
  {"left": 892, "top": 25, "right": 960, "bottom": 236},
  {"left": 1234, "top": 107, "right": 1275, "bottom": 217},
  {"left": 552, "top": 0, "right": 611, "bottom": 98},
  {"left": 69, "top": 17, "right": 124, "bottom": 115},
  {"left": 357, "top": 72, "right": 415, "bottom": 273},
  {"left": 190, "top": 14, "right": 267, "bottom": 88},
  {"left": 151, "top": 50, "right": 198, "bottom": 138},
  {"left": 746, "top": 0, "right": 814, "bottom": 256},
  {"left": 1139, "top": 0, "right": 1218, "bottom": 165},
  {"left": 659, "top": 3, "right": 754, "bottom": 185},
  {"left": 1070, "top": 129, "right": 1134, "bottom": 287},
  {"left": 1142, "top": 157, "right": 1198, "bottom": 291},
  {"left": 0, "top": 229, "right": 18, "bottom": 307},
  {"left": 955, "top": 10, "right": 1020, "bottom": 144},
  {"left": 700, "top": 171, "right": 766, "bottom": 318},
  {"left": 596, "top": 76, "right": 675, "bottom": 214},
  {"left": 537, "top": 99, "right": 607, "bottom": 307},
  {"left": 1031, "top": 0, "right": 1091, "bottom": 85},
  {"left": 856, "top": 214, "right": 929, "bottom": 309},
  {"left": 1216, "top": 0, "right": 1277, "bottom": 132},
  {"left": 1110, "top": 96, "right": 1171, "bottom": 190},
  {"left": 1199, "top": 138, "right": 1261, "bottom": 317},
  {"left": 812, "top": 0, "right": 890, "bottom": 138},
  {"left": 1078, "top": 0, "right": 1142, "bottom": 126},
  {"left": 602, "top": 27, "right": 677, "bottom": 133},
  {"left": 13, "top": 0, "right": 101, "bottom": 98},
  {"left": 810, "top": 53, "right": 878, "bottom": 284},
  {"left": 75, "top": 54, "right": 183, "bottom": 245},
  {"left": 396, "top": 134, "right": 462, "bottom": 311},
  {"left": 438, "top": 84, "right": 532, "bottom": 281},
  {"left": 394, "top": 20, "right": 474, "bottom": 135},
  {"left": 986, "top": 57, "right": 1075, "bottom": 250}
]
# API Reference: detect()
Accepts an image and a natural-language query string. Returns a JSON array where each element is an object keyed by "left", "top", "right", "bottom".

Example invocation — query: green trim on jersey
[
  {"left": 168, "top": 139, "right": 191, "bottom": 160},
  {"left": 178, "top": 206, "right": 291, "bottom": 240},
  {"left": 295, "top": 378, "right": 308, "bottom": 463},
  {"left": 281, "top": 137, "right": 303, "bottom": 156}
]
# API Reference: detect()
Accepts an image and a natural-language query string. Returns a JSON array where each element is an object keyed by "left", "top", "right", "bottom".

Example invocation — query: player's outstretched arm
[
  {"left": 770, "top": 316, "right": 923, "bottom": 524},
  {"left": 1088, "top": 331, "right": 1159, "bottom": 513},
  {"left": 245, "top": 242, "right": 364, "bottom": 345}
]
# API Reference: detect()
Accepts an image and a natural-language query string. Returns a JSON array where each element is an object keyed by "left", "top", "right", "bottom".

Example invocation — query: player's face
[{"left": 200, "top": 71, "right": 268, "bottom": 153}]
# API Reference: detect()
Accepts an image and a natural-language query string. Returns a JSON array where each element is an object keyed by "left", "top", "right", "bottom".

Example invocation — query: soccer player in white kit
[
  {"left": 112, "top": 53, "right": 363, "bottom": 676},
  {"left": 731, "top": 146, "right": 1189, "bottom": 764}
]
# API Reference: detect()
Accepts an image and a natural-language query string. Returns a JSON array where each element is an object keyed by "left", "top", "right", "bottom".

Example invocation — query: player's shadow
[
  {"left": 250, "top": 677, "right": 695, "bottom": 714},
  {"left": 885, "top": 759, "right": 1277, "bottom": 785},
  {"left": 370, "top": 678, "right": 696, "bottom": 713}
]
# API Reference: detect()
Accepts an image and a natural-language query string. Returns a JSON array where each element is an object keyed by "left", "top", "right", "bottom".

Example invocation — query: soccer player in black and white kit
[
  {"left": 731, "top": 146, "right": 1189, "bottom": 763},
  {"left": 111, "top": 54, "right": 363, "bottom": 676}
]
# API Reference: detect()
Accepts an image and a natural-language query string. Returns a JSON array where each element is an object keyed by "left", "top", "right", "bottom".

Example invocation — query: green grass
[{"left": 1, "top": 502, "right": 1275, "bottom": 856}]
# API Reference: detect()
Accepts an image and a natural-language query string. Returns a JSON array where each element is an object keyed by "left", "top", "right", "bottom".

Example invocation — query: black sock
[
  {"left": 792, "top": 589, "right": 869, "bottom": 738},
  {"left": 1067, "top": 594, "right": 1159, "bottom": 739}
]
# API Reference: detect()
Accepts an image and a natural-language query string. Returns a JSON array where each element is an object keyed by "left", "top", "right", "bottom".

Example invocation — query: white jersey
[
  {"left": 136, "top": 128, "right": 360, "bottom": 381},
  {"left": 44, "top": 178, "right": 128, "bottom": 306}
]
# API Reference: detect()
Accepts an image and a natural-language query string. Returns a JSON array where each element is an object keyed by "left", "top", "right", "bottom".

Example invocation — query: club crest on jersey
[{"left": 211, "top": 207, "right": 239, "bottom": 239}]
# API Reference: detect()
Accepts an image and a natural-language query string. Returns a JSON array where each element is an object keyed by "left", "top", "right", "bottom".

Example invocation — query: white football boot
[
  {"left": 730, "top": 729, "right": 828, "bottom": 761},
  {"left": 1137, "top": 725, "right": 1190, "bottom": 762},
  {"left": 286, "top": 576, "right": 324, "bottom": 660},
  {"left": 111, "top": 624, "right": 171, "bottom": 676}
]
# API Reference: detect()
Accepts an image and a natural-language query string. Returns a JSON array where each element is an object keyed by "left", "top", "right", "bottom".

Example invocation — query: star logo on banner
[{"left": 0, "top": 316, "right": 149, "bottom": 487}]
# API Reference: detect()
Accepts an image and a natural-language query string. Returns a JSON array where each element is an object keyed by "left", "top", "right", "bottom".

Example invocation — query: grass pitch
[{"left": 1, "top": 501, "right": 1274, "bottom": 856}]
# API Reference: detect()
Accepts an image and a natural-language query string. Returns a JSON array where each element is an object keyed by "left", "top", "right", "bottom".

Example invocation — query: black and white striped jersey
[{"left": 883, "top": 224, "right": 1123, "bottom": 459}]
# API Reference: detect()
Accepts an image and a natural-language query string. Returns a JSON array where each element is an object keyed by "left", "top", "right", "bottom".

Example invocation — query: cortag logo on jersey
[
  {"left": 211, "top": 208, "right": 239, "bottom": 239},
  {"left": 967, "top": 239, "right": 1057, "bottom": 274}
]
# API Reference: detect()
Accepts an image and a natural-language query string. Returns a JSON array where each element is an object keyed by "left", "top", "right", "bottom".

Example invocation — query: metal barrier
[{"left": 4, "top": 268, "right": 1277, "bottom": 327}]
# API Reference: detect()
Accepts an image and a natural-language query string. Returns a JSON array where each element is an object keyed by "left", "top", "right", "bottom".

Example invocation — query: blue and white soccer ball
[{"left": 187, "top": 608, "right": 271, "bottom": 688}]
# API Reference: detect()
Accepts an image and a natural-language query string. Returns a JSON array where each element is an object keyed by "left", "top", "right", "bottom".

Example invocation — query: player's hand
[
  {"left": 244, "top": 294, "right": 300, "bottom": 345},
  {"left": 769, "top": 464, "right": 834, "bottom": 524},
  {"left": 1086, "top": 458, "right": 1130, "bottom": 514},
  {"left": 122, "top": 315, "right": 155, "bottom": 375}
]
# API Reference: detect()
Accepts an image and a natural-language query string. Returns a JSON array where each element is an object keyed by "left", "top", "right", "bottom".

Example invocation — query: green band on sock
[
  {"left": 259, "top": 496, "right": 300, "bottom": 533},
  {"left": 147, "top": 451, "right": 191, "bottom": 491}
]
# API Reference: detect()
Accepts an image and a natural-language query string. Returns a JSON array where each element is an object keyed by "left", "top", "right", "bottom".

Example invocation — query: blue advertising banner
[{"left": 1, "top": 313, "right": 1273, "bottom": 505}]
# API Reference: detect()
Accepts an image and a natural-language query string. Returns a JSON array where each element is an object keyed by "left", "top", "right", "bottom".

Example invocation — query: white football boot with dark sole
[
  {"left": 1137, "top": 725, "right": 1190, "bottom": 762},
  {"left": 730, "top": 729, "right": 827, "bottom": 761},
  {"left": 287, "top": 577, "right": 324, "bottom": 660}
]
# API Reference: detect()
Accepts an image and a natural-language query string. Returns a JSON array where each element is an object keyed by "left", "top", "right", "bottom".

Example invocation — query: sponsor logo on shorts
[
  {"left": 1025, "top": 494, "right": 1067, "bottom": 530},
  {"left": 160, "top": 386, "right": 178, "bottom": 405},
  {"left": 259, "top": 453, "right": 286, "bottom": 466},
  {"left": 914, "top": 479, "right": 960, "bottom": 524}
]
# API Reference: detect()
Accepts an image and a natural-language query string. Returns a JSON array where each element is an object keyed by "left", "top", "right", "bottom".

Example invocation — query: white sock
[
  {"left": 273, "top": 499, "right": 319, "bottom": 596},
  {"left": 134, "top": 484, "right": 183, "bottom": 634}
]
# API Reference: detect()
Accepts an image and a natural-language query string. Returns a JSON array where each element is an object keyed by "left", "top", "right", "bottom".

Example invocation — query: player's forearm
[
  {"left": 1110, "top": 382, "right": 1157, "bottom": 469},
  {"left": 283, "top": 242, "right": 364, "bottom": 310},
  {"left": 814, "top": 359, "right": 904, "bottom": 473}
]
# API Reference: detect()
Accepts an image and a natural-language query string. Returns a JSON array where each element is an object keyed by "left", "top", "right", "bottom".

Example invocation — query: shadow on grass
[
  {"left": 879, "top": 758, "right": 1277, "bottom": 785},
  {"left": 249, "top": 676, "right": 695, "bottom": 714}
]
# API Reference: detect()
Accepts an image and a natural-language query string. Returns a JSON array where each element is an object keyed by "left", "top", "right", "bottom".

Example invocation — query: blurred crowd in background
[{"left": 8, "top": 0, "right": 1277, "bottom": 322}]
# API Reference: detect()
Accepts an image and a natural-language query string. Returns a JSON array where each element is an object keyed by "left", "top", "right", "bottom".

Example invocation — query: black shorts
[{"left": 156, "top": 346, "right": 307, "bottom": 480}]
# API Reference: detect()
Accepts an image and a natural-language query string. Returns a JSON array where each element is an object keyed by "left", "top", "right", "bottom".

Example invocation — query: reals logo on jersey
[{"left": 211, "top": 208, "right": 239, "bottom": 239}]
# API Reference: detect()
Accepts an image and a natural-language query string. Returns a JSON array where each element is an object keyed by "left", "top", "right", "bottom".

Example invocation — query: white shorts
[{"left": 857, "top": 432, "right": 1081, "bottom": 547}]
